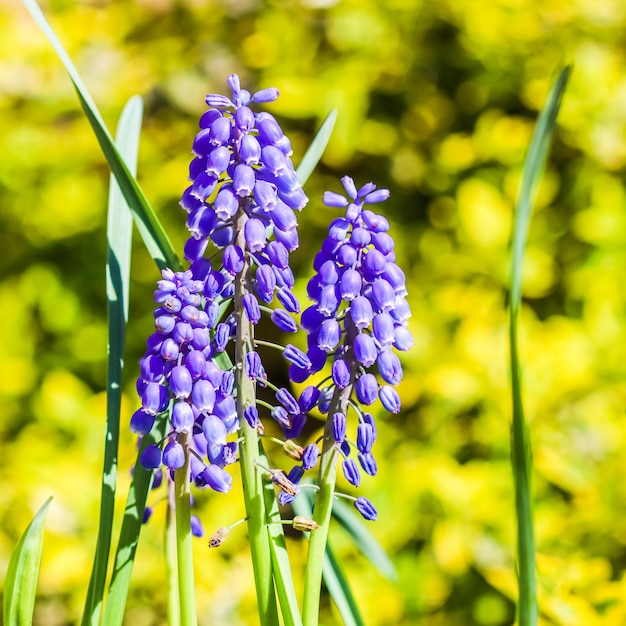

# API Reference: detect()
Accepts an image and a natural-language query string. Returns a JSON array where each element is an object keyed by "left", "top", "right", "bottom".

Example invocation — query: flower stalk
[
  {"left": 302, "top": 343, "right": 356, "bottom": 626},
  {"left": 234, "top": 206, "right": 279, "bottom": 625},
  {"left": 174, "top": 434, "right": 196, "bottom": 626}
]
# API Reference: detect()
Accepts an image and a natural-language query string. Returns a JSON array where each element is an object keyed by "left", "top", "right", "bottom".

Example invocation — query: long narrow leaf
[
  {"left": 323, "top": 544, "right": 365, "bottom": 626},
  {"left": 22, "top": 0, "right": 181, "bottom": 272},
  {"left": 260, "top": 445, "right": 303, "bottom": 626},
  {"left": 101, "top": 414, "right": 169, "bottom": 626},
  {"left": 296, "top": 110, "right": 337, "bottom": 186},
  {"left": 293, "top": 493, "right": 365, "bottom": 626},
  {"left": 326, "top": 498, "right": 396, "bottom": 582},
  {"left": 4, "top": 497, "right": 52, "bottom": 626},
  {"left": 81, "top": 96, "right": 143, "bottom": 626},
  {"left": 509, "top": 66, "right": 570, "bottom": 626}
]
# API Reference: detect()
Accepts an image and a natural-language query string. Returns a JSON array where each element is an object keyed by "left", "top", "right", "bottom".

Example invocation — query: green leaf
[
  {"left": 322, "top": 544, "right": 366, "bottom": 626},
  {"left": 101, "top": 414, "right": 169, "bottom": 626},
  {"left": 296, "top": 110, "right": 337, "bottom": 186},
  {"left": 22, "top": 0, "right": 181, "bottom": 272},
  {"left": 327, "top": 498, "right": 397, "bottom": 582},
  {"left": 81, "top": 96, "right": 143, "bottom": 626},
  {"left": 260, "top": 445, "right": 303, "bottom": 626},
  {"left": 4, "top": 497, "right": 52, "bottom": 626},
  {"left": 293, "top": 492, "right": 366, "bottom": 626},
  {"left": 509, "top": 66, "right": 570, "bottom": 626}
]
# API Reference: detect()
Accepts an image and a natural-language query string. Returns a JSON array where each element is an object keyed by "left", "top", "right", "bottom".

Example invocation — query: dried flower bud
[
  {"left": 208, "top": 526, "right": 230, "bottom": 548},
  {"left": 292, "top": 516, "right": 319, "bottom": 531},
  {"left": 270, "top": 471, "right": 299, "bottom": 496},
  {"left": 283, "top": 439, "right": 304, "bottom": 460}
]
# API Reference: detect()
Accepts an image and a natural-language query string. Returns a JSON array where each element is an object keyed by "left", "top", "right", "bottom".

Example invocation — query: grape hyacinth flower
[
  {"left": 132, "top": 76, "right": 310, "bottom": 524},
  {"left": 181, "top": 72, "right": 307, "bottom": 335},
  {"left": 133, "top": 268, "right": 239, "bottom": 492},
  {"left": 294, "top": 176, "right": 413, "bottom": 518}
]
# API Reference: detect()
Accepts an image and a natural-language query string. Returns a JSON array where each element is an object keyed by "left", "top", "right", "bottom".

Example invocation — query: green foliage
[
  {"left": 82, "top": 94, "right": 144, "bottom": 626},
  {"left": 4, "top": 498, "right": 51, "bottom": 626},
  {"left": 509, "top": 67, "right": 570, "bottom": 626}
]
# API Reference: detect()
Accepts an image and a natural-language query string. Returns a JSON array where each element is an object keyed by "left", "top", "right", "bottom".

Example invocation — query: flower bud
[
  {"left": 332, "top": 359, "right": 351, "bottom": 389},
  {"left": 342, "top": 459, "right": 361, "bottom": 487},
  {"left": 283, "top": 344, "right": 312, "bottom": 370},
  {"left": 130, "top": 409, "right": 156, "bottom": 436},
  {"left": 276, "top": 388, "right": 300, "bottom": 415},
  {"left": 354, "top": 496, "right": 377, "bottom": 521},
  {"left": 302, "top": 444, "right": 320, "bottom": 470},
  {"left": 355, "top": 373, "right": 378, "bottom": 405},
  {"left": 299, "top": 386, "right": 320, "bottom": 412},
  {"left": 170, "top": 365, "right": 193, "bottom": 399},
  {"left": 200, "top": 465, "right": 232, "bottom": 493},
  {"left": 283, "top": 439, "right": 304, "bottom": 460},
  {"left": 223, "top": 245, "right": 245, "bottom": 275},
  {"left": 163, "top": 441, "right": 185, "bottom": 470},
  {"left": 140, "top": 444, "right": 163, "bottom": 470},
  {"left": 172, "top": 400, "right": 194, "bottom": 433},
  {"left": 356, "top": 422, "right": 375, "bottom": 454},
  {"left": 332, "top": 412, "right": 347, "bottom": 443},
  {"left": 292, "top": 516, "right": 319, "bottom": 531},
  {"left": 271, "top": 309, "right": 297, "bottom": 333},
  {"left": 379, "top": 385, "right": 401, "bottom": 413},
  {"left": 358, "top": 452, "right": 378, "bottom": 476},
  {"left": 202, "top": 414, "right": 227, "bottom": 446},
  {"left": 192, "top": 379, "right": 216, "bottom": 413},
  {"left": 209, "top": 526, "right": 230, "bottom": 548},
  {"left": 243, "top": 293, "right": 261, "bottom": 324}
]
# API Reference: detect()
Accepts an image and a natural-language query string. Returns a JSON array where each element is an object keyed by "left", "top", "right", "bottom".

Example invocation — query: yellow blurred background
[{"left": 3, "top": 0, "right": 626, "bottom": 624}]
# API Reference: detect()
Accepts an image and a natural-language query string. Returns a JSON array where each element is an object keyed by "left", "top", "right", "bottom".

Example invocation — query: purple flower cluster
[
  {"left": 132, "top": 76, "right": 311, "bottom": 505},
  {"left": 285, "top": 177, "right": 413, "bottom": 517},
  {"left": 180, "top": 74, "right": 307, "bottom": 325},
  {"left": 132, "top": 269, "right": 237, "bottom": 494}
]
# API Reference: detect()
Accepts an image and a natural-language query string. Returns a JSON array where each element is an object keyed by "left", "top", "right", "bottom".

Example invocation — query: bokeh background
[{"left": 3, "top": 0, "right": 626, "bottom": 624}]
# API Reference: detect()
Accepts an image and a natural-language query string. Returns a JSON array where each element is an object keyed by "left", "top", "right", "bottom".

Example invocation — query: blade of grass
[
  {"left": 101, "top": 414, "right": 169, "bottom": 626},
  {"left": 509, "top": 66, "right": 570, "bottom": 626},
  {"left": 81, "top": 96, "right": 143, "bottom": 626},
  {"left": 296, "top": 110, "right": 337, "bottom": 186},
  {"left": 3, "top": 498, "right": 52, "bottom": 626},
  {"left": 293, "top": 492, "right": 365, "bottom": 626},
  {"left": 260, "top": 445, "right": 303, "bottom": 626},
  {"left": 326, "top": 498, "right": 396, "bottom": 582},
  {"left": 322, "top": 544, "right": 365, "bottom": 626},
  {"left": 22, "top": 0, "right": 181, "bottom": 272}
]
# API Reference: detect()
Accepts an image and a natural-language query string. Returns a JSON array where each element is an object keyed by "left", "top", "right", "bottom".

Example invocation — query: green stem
[
  {"left": 302, "top": 381, "right": 353, "bottom": 626},
  {"left": 166, "top": 481, "right": 181, "bottom": 626},
  {"left": 234, "top": 206, "right": 279, "bottom": 626},
  {"left": 174, "top": 434, "right": 196, "bottom": 626}
]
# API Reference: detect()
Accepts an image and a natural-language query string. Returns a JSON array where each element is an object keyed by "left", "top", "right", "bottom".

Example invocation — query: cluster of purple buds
[
  {"left": 180, "top": 73, "right": 306, "bottom": 330},
  {"left": 131, "top": 269, "right": 239, "bottom": 501},
  {"left": 283, "top": 176, "right": 413, "bottom": 518}
]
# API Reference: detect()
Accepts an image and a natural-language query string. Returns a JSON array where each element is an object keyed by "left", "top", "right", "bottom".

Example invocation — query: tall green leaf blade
[
  {"left": 260, "top": 445, "right": 303, "bottom": 626},
  {"left": 509, "top": 66, "right": 570, "bottom": 626},
  {"left": 293, "top": 493, "right": 365, "bottom": 626},
  {"left": 326, "top": 498, "right": 396, "bottom": 582},
  {"left": 102, "top": 414, "right": 169, "bottom": 626},
  {"left": 22, "top": 0, "right": 181, "bottom": 272},
  {"left": 81, "top": 96, "right": 143, "bottom": 626},
  {"left": 322, "top": 544, "right": 365, "bottom": 626},
  {"left": 296, "top": 110, "right": 337, "bottom": 186},
  {"left": 4, "top": 497, "right": 52, "bottom": 626}
]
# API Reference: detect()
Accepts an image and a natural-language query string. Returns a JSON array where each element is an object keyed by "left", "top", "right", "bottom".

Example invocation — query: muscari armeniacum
[{"left": 131, "top": 76, "right": 412, "bottom": 541}]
